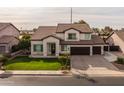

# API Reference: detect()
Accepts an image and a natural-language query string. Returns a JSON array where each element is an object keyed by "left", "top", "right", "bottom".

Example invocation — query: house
[
  {"left": 0, "top": 23, "right": 20, "bottom": 54},
  {"left": 20, "top": 30, "right": 35, "bottom": 35},
  {"left": 30, "top": 23, "right": 105, "bottom": 58},
  {"left": 106, "top": 29, "right": 124, "bottom": 53}
]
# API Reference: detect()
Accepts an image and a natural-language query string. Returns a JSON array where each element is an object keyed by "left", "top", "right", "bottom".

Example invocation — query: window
[
  {"left": 33, "top": 44, "right": 43, "bottom": 52},
  {"left": 61, "top": 45, "right": 67, "bottom": 51},
  {"left": 0, "top": 46, "right": 6, "bottom": 53},
  {"left": 68, "top": 33, "right": 76, "bottom": 40},
  {"left": 84, "top": 34, "right": 91, "bottom": 40}
]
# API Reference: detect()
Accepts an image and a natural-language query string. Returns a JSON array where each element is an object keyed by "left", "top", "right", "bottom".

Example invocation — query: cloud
[{"left": 0, "top": 7, "right": 123, "bottom": 29}]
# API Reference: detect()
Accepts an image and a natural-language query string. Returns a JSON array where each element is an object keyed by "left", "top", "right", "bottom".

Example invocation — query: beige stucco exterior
[
  {"left": 111, "top": 33, "right": 124, "bottom": 53},
  {"left": 0, "top": 24, "right": 20, "bottom": 54},
  {"left": 0, "top": 38, "right": 19, "bottom": 54},
  {"left": 31, "top": 36, "right": 60, "bottom": 57},
  {"left": 31, "top": 28, "right": 103, "bottom": 58}
]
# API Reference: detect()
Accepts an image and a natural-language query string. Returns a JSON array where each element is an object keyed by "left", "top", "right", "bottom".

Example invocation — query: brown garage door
[
  {"left": 93, "top": 46, "right": 101, "bottom": 54},
  {"left": 71, "top": 47, "right": 90, "bottom": 55}
]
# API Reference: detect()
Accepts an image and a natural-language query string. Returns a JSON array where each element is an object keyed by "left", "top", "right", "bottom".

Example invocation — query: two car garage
[{"left": 71, "top": 46, "right": 102, "bottom": 55}]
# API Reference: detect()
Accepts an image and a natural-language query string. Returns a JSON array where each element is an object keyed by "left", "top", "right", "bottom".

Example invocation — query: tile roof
[
  {"left": 0, "top": 23, "right": 20, "bottom": 32},
  {"left": 115, "top": 31, "right": 124, "bottom": 42},
  {"left": 31, "top": 23, "right": 92, "bottom": 40},
  {"left": 56, "top": 23, "right": 92, "bottom": 33},
  {"left": 31, "top": 26, "right": 57, "bottom": 40},
  {"left": 0, "top": 23, "right": 11, "bottom": 31},
  {"left": 60, "top": 35, "right": 105, "bottom": 45},
  {"left": 0, "top": 35, "right": 18, "bottom": 44}
]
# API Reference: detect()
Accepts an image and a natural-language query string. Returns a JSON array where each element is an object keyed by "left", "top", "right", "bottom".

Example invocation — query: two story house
[
  {"left": 0, "top": 23, "right": 20, "bottom": 54},
  {"left": 30, "top": 23, "right": 105, "bottom": 58}
]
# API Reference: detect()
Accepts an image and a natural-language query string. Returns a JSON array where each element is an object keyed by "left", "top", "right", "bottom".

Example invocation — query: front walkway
[{"left": 71, "top": 55, "right": 124, "bottom": 77}]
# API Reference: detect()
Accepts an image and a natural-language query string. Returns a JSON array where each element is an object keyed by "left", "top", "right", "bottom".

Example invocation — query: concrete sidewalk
[
  {"left": 104, "top": 52, "right": 117, "bottom": 62},
  {"left": 0, "top": 70, "right": 71, "bottom": 76},
  {"left": 72, "top": 68, "right": 124, "bottom": 77}
]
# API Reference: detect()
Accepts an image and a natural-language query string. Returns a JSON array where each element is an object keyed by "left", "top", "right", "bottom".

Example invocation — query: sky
[{"left": 0, "top": 7, "right": 124, "bottom": 30}]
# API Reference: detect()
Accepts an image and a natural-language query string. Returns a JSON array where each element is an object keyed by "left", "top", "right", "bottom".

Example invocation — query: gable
[
  {"left": 42, "top": 36, "right": 60, "bottom": 42},
  {"left": 56, "top": 23, "right": 92, "bottom": 33},
  {"left": 0, "top": 25, "right": 20, "bottom": 38},
  {"left": 63, "top": 28, "right": 82, "bottom": 33}
]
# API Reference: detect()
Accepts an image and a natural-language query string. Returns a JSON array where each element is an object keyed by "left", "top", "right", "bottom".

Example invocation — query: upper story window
[
  {"left": 68, "top": 33, "right": 76, "bottom": 40},
  {"left": 84, "top": 34, "right": 91, "bottom": 40}
]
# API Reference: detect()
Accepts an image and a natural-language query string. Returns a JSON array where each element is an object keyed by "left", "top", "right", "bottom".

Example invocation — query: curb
[{"left": 0, "top": 74, "right": 71, "bottom": 76}]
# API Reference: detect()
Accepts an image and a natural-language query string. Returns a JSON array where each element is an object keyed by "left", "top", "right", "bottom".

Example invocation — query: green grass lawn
[{"left": 5, "top": 56, "right": 62, "bottom": 70}]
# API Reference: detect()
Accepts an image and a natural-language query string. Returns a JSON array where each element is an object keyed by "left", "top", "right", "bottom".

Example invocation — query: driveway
[
  {"left": 71, "top": 55, "right": 118, "bottom": 70},
  {"left": 71, "top": 55, "right": 124, "bottom": 77}
]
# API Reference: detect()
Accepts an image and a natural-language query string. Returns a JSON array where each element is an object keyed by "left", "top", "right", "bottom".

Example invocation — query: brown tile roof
[
  {"left": 0, "top": 23, "right": 11, "bottom": 31},
  {"left": 56, "top": 23, "right": 92, "bottom": 33},
  {"left": 0, "top": 23, "right": 20, "bottom": 32},
  {"left": 115, "top": 31, "right": 124, "bottom": 42},
  {"left": 60, "top": 35, "right": 105, "bottom": 45},
  {"left": 0, "top": 35, "right": 18, "bottom": 44},
  {"left": 32, "top": 23, "right": 92, "bottom": 40},
  {"left": 31, "top": 26, "right": 57, "bottom": 40},
  {"left": 92, "top": 35, "right": 105, "bottom": 44}
]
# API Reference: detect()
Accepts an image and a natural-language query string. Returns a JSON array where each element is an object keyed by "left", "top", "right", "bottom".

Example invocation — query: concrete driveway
[
  {"left": 71, "top": 55, "right": 124, "bottom": 77},
  {"left": 71, "top": 55, "right": 118, "bottom": 70}
]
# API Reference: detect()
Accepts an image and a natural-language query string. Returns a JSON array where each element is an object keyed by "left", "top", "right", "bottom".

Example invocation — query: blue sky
[{"left": 0, "top": 7, "right": 124, "bottom": 30}]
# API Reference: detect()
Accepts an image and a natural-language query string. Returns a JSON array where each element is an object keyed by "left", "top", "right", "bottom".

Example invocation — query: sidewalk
[
  {"left": 71, "top": 68, "right": 124, "bottom": 77},
  {"left": 0, "top": 70, "right": 71, "bottom": 76},
  {"left": 104, "top": 52, "right": 117, "bottom": 62}
]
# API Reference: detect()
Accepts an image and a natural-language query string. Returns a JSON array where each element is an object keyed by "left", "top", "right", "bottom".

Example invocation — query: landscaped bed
[
  {"left": 112, "top": 57, "right": 124, "bottom": 70},
  {"left": 4, "top": 56, "right": 63, "bottom": 70}
]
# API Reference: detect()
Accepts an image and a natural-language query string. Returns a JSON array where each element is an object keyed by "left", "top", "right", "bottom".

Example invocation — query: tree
[
  {"left": 19, "top": 34, "right": 31, "bottom": 50},
  {"left": 74, "top": 19, "right": 88, "bottom": 24},
  {"left": 12, "top": 34, "right": 31, "bottom": 52}
]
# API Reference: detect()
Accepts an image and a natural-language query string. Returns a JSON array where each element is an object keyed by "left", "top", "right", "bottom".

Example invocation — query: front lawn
[{"left": 4, "top": 56, "right": 62, "bottom": 70}]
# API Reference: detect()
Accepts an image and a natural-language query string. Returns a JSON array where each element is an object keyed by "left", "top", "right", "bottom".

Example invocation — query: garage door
[
  {"left": 93, "top": 46, "right": 101, "bottom": 54},
  {"left": 0, "top": 46, "right": 6, "bottom": 53},
  {"left": 71, "top": 47, "right": 90, "bottom": 55}
]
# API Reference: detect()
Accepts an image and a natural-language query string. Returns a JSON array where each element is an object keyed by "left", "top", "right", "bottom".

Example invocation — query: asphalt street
[{"left": 0, "top": 75, "right": 124, "bottom": 86}]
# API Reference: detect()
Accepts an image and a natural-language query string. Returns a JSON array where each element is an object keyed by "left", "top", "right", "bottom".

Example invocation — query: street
[{"left": 0, "top": 75, "right": 124, "bottom": 86}]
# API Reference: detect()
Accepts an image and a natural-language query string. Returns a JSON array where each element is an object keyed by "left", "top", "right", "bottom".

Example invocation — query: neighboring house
[
  {"left": 19, "top": 30, "right": 34, "bottom": 39},
  {"left": 107, "top": 30, "right": 124, "bottom": 53},
  {"left": 0, "top": 23, "right": 20, "bottom": 54},
  {"left": 20, "top": 30, "right": 34, "bottom": 35},
  {"left": 30, "top": 23, "right": 105, "bottom": 58}
]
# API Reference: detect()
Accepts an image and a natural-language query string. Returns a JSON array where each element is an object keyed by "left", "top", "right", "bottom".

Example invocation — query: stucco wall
[
  {"left": 43, "top": 36, "right": 60, "bottom": 56},
  {"left": 65, "top": 29, "right": 80, "bottom": 41},
  {"left": 0, "top": 44, "right": 9, "bottom": 53},
  {"left": 56, "top": 29, "right": 91, "bottom": 41},
  {"left": 31, "top": 41, "right": 43, "bottom": 55},
  {"left": 112, "top": 33, "right": 124, "bottom": 53},
  {"left": 31, "top": 36, "right": 60, "bottom": 57},
  {"left": 0, "top": 25, "right": 20, "bottom": 38},
  {"left": 56, "top": 33, "right": 64, "bottom": 39}
]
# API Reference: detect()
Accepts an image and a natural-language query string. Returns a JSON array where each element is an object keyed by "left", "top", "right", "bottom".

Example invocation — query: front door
[{"left": 47, "top": 43, "right": 56, "bottom": 56}]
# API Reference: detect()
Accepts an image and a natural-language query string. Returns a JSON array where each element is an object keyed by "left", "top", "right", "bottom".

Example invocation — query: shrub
[
  {"left": 58, "top": 53, "right": 70, "bottom": 70},
  {"left": 116, "top": 57, "right": 124, "bottom": 64},
  {"left": 3, "top": 53, "right": 11, "bottom": 58},
  {"left": 0, "top": 55, "right": 8, "bottom": 63},
  {"left": 12, "top": 45, "right": 20, "bottom": 52}
]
